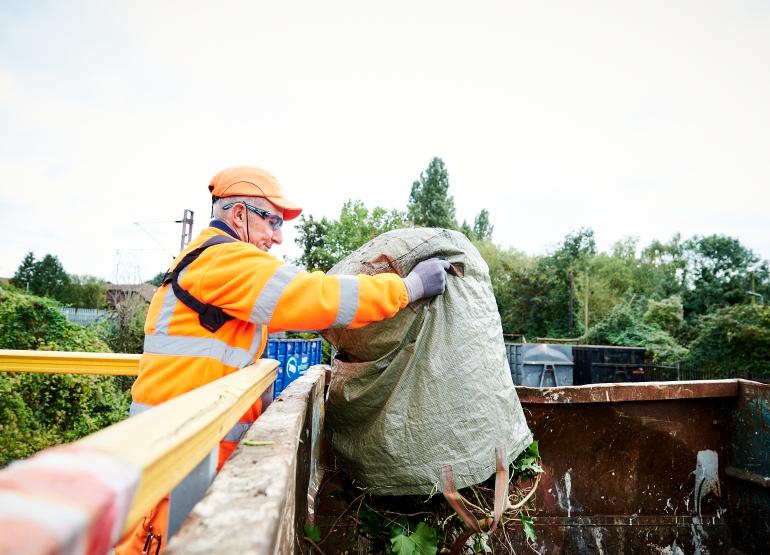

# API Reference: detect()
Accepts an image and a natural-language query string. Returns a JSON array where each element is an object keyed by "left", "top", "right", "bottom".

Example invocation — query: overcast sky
[{"left": 1, "top": 1, "right": 769, "bottom": 283}]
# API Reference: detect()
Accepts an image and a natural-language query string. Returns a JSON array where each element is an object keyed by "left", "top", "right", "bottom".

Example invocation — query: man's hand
[{"left": 403, "top": 258, "right": 451, "bottom": 303}]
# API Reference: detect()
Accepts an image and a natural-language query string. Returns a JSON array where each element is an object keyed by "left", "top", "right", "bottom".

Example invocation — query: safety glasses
[{"left": 222, "top": 201, "right": 284, "bottom": 230}]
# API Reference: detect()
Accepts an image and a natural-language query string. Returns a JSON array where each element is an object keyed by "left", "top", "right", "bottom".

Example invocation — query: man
[{"left": 116, "top": 166, "right": 449, "bottom": 554}]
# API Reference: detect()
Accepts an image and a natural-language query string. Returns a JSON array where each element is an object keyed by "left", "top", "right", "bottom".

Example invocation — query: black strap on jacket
[{"left": 162, "top": 235, "right": 237, "bottom": 333}]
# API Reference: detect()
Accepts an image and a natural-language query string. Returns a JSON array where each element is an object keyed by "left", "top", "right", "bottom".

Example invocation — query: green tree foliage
[
  {"left": 534, "top": 227, "right": 597, "bottom": 337},
  {"left": 638, "top": 234, "right": 687, "bottom": 300},
  {"left": 30, "top": 254, "right": 71, "bottom": 300},
  {"left": 407, "top": 157, "right": 457, "bottom": 229},
  {"left": 294, "top": 214, "right": 336, "bottom": 272},
  {"left": 10, "top": 251, "right": 36, "bottom": 292},
  {"left": 474, "top": 241, "right": 537, "bottom": 334},
  {"left": 583, "top": 301, "right": 688, "bottom": 364},
  {"left": 643, "top": 295, "right": 684, "bottom": 336},
  {"left": 681, "top": 235, "right": 770, "bottom": 323},
  {"left": 295, "top": 200, "right": 405, "bottom": 271},
  {"left": 0, "top": 286, "right": 108, "bottom": 352},
  {"left": 11, "top": 253, "right": 108, "bottom": 308},
  {"left": 148, "top": 271, "right": 166, "bottom": 287},
  {"left": 11, "top": 252, "right": 71, "bottom": 301},
  {"left": 61, "top": 275, "right": 107, "bottom": 309},
  {"left": 685, "top": 304, "right": 770, "bottom": 378},
  {"left": 472, "top": 209, "right": 494, "bottom": 241},
  {"left": 460, "top": 209, "right": 495, "bottom": 242},
  {"left": 0, "top": 285, "right": 129, "bottom": 466}
]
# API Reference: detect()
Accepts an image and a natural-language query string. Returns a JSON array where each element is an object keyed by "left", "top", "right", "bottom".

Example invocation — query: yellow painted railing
[
  {"left": 0, "top": 348, "right": 278, "bottom": 541},
  {"left": 0, "top": 348, "right": 140, "bottom": 375},
  {"left": 79, "top": 358, "right": 278, "bottom": 535}
]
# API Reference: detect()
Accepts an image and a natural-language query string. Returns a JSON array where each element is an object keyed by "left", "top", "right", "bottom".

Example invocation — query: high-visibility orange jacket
[
  {"left": 132, "top": 222, "right": 409, "bottom": 407},
  {"left": 117, "top": 221, "right": 409, "bottom": 554}
]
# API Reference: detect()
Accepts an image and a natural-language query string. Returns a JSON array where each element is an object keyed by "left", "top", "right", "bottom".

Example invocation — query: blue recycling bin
[{"left": 262, "top": 337, "right": 323, "bottom": 396}]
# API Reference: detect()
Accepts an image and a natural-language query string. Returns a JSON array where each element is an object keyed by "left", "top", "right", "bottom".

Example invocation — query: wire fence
[
  {"left": 641, "top": 364, "right": 769, "bottom": 384},
  {"left": 59, "top": 307, "right": 111, "bottom": 327}
]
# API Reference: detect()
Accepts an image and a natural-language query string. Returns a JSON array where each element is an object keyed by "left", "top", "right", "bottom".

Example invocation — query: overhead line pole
[{"left": 177, "top": 209, "right": 194, "bottom": 253}]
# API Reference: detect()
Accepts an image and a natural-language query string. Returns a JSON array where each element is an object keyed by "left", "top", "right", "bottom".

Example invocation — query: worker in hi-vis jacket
[{"left": 116, "top": 166, "right": 450, "bottom": 554}]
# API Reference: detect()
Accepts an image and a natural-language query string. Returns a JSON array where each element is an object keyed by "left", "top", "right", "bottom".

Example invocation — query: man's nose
[{"left": 272, "top": 227, "right": 283, "bottom": 245}]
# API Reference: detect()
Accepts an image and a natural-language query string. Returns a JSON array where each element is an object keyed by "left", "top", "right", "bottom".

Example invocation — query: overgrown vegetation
[
  {"left": 294, "top": 157, "right": 770, "bottom": 379},
  {"left": 0, "top": 285, "right": 130, "bottom": 466}
]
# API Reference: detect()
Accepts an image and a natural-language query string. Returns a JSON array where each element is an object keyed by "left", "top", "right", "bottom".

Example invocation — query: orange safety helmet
[{"left": 209, "top": 166, "right": 302, "bottom": 221}]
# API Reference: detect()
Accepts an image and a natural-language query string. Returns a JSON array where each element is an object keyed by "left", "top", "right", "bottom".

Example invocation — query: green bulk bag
[{"left": 323, "top": 228, "right": 532, "bottom": 495}]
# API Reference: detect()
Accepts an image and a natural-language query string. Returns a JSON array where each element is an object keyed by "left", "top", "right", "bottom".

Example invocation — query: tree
[
  {"left": 584, "top": 301, "right": 688, "bottom": 364},
  {"left": 61, "top": 275, "right": 107, "bottom": 309},
  {"left": 147, "top": 272, "right": 166, "bottom": 287},
  {"left": 407, "top": 157, "right": 457, "bottom": 229},
  {"left": 681, "top": 235, "right": 770, "bottom": 321},
  {"left": 31, "top": 254, "right": 71, "bottom": 300},
  {"left": 11, "top": 252, "right": 37, "bottom": 292},
  {"left": 473, "top": 209, "right": 494, "bottom": 241},
  {"left": 295, "top": 201, "right": 406, "bottom": 272},
  {"left": 536, "top": 228, "right": 598, "bottom": 337},
  {"left": 685, "top": 304, "right": 770, "bottom": 379},
  {"left": 461, "top": 209, "right": 495, "bottom": 242},
  {"left": 10, "top": 252, "right": 72, "bottom": 302},
  {"left": 294, "top": 214, "right": 336, "bottom": 272},
  {"left": 643, "top": 295, "right": 684, "bottom": 336}
]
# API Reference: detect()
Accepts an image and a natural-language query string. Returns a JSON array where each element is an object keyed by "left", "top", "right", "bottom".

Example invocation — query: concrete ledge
[{"left": 168, "top": 366, "right": 327, "bottom": 555}]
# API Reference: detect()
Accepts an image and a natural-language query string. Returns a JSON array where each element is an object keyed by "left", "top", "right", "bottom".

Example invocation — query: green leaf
[
  {"left": 410, "top": 523, "right": 438, "bottom": 555},
  {"left": 391, "top": 523, "right": 438, "bottom": 555},
  {"left": 520, "top": 514, "right": 537, "bottom": 543},
  {"left": 242, "top": 439, "right": 274, "bottom": 446},
  {"left": 528, "top": 440, "right": 540, "bottom": 458},
  {"left": 472, "top": 533, "right": 492, "bottom": 553},
  {"left": 303, "top": 524, "right": 321, "bottom": 543},
  {"left": 391, "top": 533, "right": 416, "bottom": 555}
]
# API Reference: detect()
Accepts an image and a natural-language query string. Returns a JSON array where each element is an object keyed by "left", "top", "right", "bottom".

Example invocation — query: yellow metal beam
[
  {"left": 0, "top": 349, "right": 140, "bottom": 376},
  {"left": 75, "top": 359, "right": 278, "bottom": 535}
]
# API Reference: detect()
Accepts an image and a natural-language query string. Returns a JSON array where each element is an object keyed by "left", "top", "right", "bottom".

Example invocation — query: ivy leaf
[
  {"left": 391, "top": 533, "right": 416, "bottom": 555},
  {"left": 520, "top": 514, "right": 537, "bottom": 543},
  {"left": 303, "top": 524, "right": 321, "bottom": 543},
  {"left": 528, "top": 440, "right": 540, "bottom": 458},
  {"left": 391, "top": 523, "right": 438, "bottom": 555},
  {"left": 472, "top": 533, "right": 492, "bottom": 553},
  {"left": 410, "top": 522, "right": 438, "bottom": 555}
]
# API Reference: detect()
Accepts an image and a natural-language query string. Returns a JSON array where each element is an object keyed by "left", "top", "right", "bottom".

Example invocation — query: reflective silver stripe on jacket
[
  {"left": 223, "top": 422, "right": 251, "bottom": 442},
  {"left": 250, "top": 265, "right": 302, "bottom": 324},
  {"left": 155, "top": 268, "right": 187, "bottom": 334},
  {"left": 332, "top": 275, "right": 359, "bottom": 328},
  {"left": 144, "top": 329, "right": 263, "bottom": 368}
]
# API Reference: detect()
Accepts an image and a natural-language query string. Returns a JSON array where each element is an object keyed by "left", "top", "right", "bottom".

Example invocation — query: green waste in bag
[{"left": 323, "top": 228, "right": 532, "bottom": 495}]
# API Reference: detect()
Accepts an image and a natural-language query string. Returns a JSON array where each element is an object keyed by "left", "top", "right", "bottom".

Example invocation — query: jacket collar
[{"left": 209, "top": 219, "right": 240, "bottom": 240}]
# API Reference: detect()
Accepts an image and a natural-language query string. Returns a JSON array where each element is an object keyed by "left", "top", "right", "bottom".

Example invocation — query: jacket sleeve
[{"left": 197, "top": 242, "right": 410, "bottom": 332}]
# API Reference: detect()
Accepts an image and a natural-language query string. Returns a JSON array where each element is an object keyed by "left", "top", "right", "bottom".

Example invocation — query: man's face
[{"left": 229, "top": 197, "right": 284, "bottom": 252}]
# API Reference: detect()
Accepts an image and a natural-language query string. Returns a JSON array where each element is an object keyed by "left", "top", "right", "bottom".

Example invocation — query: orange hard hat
[{"left": 208, "top": 166, "right": 302, "bottom": 221}]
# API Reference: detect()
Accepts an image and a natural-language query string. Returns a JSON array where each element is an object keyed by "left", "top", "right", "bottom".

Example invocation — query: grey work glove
[{"left": 402, "top": 258, "right": 451, "bottom": 303}]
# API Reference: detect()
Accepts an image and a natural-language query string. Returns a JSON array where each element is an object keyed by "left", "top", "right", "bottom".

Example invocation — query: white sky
[{"left": 1, "top": 1, "right": 769, "bottom": 283}]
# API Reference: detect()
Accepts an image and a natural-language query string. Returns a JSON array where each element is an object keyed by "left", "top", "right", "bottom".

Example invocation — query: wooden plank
[
  {"left": 75, "top": 359, "right": 278, "bottom": 535},
  {"left": 0, "top": 349, "right": 140, "bottom": 376}
]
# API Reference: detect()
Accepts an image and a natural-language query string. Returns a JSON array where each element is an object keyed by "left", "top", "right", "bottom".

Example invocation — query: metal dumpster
[{"left": 506, "top": 343, "right": 574, "bottom": 387}]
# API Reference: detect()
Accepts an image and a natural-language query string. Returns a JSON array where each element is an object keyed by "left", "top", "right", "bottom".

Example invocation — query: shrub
[{"left": 0, "top": 285, "right": 130, "bottom": 466}]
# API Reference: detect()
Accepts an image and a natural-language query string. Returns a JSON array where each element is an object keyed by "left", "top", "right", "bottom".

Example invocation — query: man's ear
[{"left": 232, "top": 203, "right": 246, "bottom": 223}]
